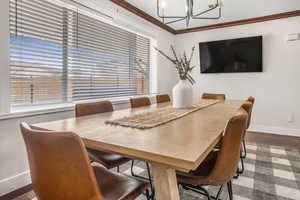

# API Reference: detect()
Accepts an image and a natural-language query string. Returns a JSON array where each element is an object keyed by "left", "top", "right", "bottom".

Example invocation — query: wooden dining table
[{"left": 33, "top": 99, "right": 244, "bottom": 200}]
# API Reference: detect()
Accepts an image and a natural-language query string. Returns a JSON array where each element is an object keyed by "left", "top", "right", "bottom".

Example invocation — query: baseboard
[
  {"left": 0, "top": 184, "right": 32, "bottom": 200},
  {"left": 249, "top": 125, "right": 300, "bottom": 137},
  {"left": 0, "top": 171, "right": 31, "bottom": 196}
]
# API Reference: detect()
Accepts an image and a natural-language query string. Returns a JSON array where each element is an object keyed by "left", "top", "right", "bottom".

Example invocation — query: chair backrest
[
  {"left": 207, "top": 106, "right": 248, "bottom": 184},
  {"left": 241, "top": 101, "right": 253, "bottom": 130},
  {"left": 202, "top": 93, "right": 226, "bottom": 100},
  {"left": 75, "top": 101, "right": 113, "bottom": 117},
  {"left": 130, "top": 97, "right": 151, "bottom": 108},
  {"left": 20, "top": 123, "right": 104, "bottom": 200},
  {"left": 156, "top": 94, "right": 171, "bottom": 103},
  {"left": 246, "top": 96, "right": 255, "bottom": 128},
  {"left": 247, "top": 96, "right": 255, "bottom": 104}
]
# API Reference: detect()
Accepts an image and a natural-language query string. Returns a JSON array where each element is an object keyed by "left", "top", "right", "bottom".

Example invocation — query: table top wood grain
[{"left": 33, "top": 99, "right": 244, "bottom": 171}]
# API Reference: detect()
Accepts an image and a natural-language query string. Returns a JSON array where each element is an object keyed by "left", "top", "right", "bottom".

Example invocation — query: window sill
[
  {"left": 0, "top": 95, "right": 156, "bottom": 120},
  {"left": 0, "top": 103, "right": 75, "bottom": 120}
]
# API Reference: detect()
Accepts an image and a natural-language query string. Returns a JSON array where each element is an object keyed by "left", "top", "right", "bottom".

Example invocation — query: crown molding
[
  {"left": 110, "top": 0, "right": 176, "bottom": 34},
  {"left": 176, "top": 10, "right": 300, "bottom": 34},
  {"left": 109, "top": 1, "right": 300, "bottom": 35}
]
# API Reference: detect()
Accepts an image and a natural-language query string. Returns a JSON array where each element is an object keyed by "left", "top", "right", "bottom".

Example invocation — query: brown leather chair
[
  {"left": 156, "top": 94, "right": 171, "bottom": 103},
  {"left": 75, "top": 101, "right": 113, "bottom": 117},
  {"left": 233, "top": 101, "right": 253, "bottom": 176},
  {"left": 75, "top": 101, "right": 131, "bottom": 171},
  {"left": 129, "top": 97, "right": 153, "bottom": 195},
  {"left": 239, "top": 97, "right": 255, "bottom": 174},
  {"left": 177, "top": 107, "right": 248, "bottom": 200},
  {"left": 202, "top": 93, "right": 226, "bottom": 100},
  {"left": 20, "top": 123, "right": 150, "bottom": 200},
  {"left": 130, "top": 97, "right": 151, "bottom": 108}
]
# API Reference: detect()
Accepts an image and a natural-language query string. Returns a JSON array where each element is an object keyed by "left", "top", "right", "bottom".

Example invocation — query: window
[{"left": 9, "top": 0, "right": 151, "bottom": 107}]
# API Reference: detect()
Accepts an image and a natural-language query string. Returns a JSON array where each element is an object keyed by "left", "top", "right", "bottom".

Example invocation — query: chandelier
[{"left": 157, "top": 0, "right": 223, "bottom": 27}]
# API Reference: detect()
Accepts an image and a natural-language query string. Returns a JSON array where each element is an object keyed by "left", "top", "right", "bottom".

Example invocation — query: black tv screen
[{"left": 199, "top": 36, "right": 263, "bottom": 73}]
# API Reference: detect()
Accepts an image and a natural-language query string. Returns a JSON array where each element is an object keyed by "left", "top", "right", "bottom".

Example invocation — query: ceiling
[{"left": 125, "top": 0, "right": 300, "bottom": 30}]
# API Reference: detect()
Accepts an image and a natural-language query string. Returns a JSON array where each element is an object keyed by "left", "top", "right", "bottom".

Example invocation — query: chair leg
[
  {"left": 216, "top": 184, "right": 224, "bottom": 199},
  {"left": 241, "top": 139, "right": 247, "bottom": 159},
  {"left": 131, "top": 160, "right": 152, "bottom": 181},
  {"left": 146, "top": 162, "right": 155, "bottom": 198},
  {"left": 145, "top": 188, "right": 151, "bottom": 200},
  {"left": 130, "top": 160, "right": 135, "bottom": 176},
  {"left": 233, "top": 169, "right": 240, "bottom": 179},
  {"left": 235, "top": 150, "right": 245, "bottom": 177},
  {"left": 240, "top": 155, "right": 245, "bottom": 174},
  {"left": 146, "top": 162, "right": 153, "bottom": 186},
  {"left": 131, "top": 160, "right": 155, "bottom": 199},
  {"left": 198, "top": 186, "right": 212, "bottom": 200},
  {"left": 227, "top": 181, "right": 233, "bottom": 200},
  {"left": 237, "top": 152, "right": 245, "bottom": 175}
]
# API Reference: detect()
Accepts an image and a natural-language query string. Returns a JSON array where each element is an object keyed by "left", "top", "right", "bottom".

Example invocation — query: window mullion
[{"left": 62, "top": 8, "right": 69, "bottom": 102}]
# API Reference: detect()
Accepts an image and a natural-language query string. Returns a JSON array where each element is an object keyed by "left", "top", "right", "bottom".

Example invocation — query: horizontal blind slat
[{"left": 10, "top": 0, "right": 150, "bottom": 105}]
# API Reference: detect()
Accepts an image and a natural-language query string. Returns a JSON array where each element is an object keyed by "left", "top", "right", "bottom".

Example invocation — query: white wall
[
  {"left": 175, "top": 16, "right": 300, "bottom": 136},
  {"left": 0, "top": 0, "right": 177, "bottom": 195}
]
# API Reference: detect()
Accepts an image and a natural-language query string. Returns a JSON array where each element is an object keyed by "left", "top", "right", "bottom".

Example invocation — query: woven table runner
[{"left": 105, "top": 99, "right": 220, "bottom": 129}]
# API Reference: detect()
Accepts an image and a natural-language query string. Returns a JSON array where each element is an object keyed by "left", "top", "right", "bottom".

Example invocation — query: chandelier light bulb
[{"left": 161, "top": 1, "right": 167, "bottom": 9}]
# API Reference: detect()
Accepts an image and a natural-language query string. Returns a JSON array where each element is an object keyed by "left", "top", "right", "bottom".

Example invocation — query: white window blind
[{"left": 9, "top": 0, "right": 151, "bottom": 106}]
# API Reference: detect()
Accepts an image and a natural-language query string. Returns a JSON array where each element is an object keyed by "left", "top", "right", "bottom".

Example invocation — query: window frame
[
  {"left": 5, "top": 0, "right": 157, "bottom": 113},
  {"left": 0, "top": 0, "right": 11, "bottom": 114}
]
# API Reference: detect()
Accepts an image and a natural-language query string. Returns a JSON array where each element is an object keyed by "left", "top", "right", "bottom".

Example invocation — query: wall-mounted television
[{"left": 199, "top": 36, "right": 263, "bottom": 73}]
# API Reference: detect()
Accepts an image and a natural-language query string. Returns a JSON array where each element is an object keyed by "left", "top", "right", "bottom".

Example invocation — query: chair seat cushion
[
  {"left": 177, "top": 150, "right": 218, "bottom": 185},
  {"left": 88, "top": 148, "right": 131, "bottom": 169},
  {"left": 93, "top": 166, "right": 149, "bottom": 200}
]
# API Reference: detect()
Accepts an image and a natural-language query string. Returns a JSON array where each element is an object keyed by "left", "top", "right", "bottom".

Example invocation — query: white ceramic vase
[{"left": 172, "top": 80, "right": 193, "bottom": 108}]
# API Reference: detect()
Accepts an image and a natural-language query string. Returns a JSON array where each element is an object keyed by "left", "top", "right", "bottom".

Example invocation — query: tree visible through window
[{"left": 9, "top": 0, "right": 151, "bottom": 106}]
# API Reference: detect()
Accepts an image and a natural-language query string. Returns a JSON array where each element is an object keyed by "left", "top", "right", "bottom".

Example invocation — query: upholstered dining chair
[
  {"left": 75, "top": 101, "right": 113, "bottom": 117},
  {"left": 177, "top": 106, "right": 248, "bottom": 200},
  {"left": 238, "top": 97, "right": 255, "bottom": 175},
  {"left": 20, "top": 122, "right": 150, "bottom": 200},
  {"left": 129, "top": 97, "right": 153, "bottom": 196},
  {"left": 202, "top": 93, "right": 226, "bottom": 100},
  {"left": 130, "top": 97, "right": 151, "bottom": 108},
  {"left": 75, "top": 101, "right": 131, "bottom": 172},
  {"left": 156, "top": 94, "right": 171, "bottom": 103},
  {"left": 246, "top": 97, "right": 255, "bottom": 132}
]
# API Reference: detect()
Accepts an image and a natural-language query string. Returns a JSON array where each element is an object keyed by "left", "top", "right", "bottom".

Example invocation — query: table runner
[{"left": 105, "top": 99, "right": 220, "bottom": 129}]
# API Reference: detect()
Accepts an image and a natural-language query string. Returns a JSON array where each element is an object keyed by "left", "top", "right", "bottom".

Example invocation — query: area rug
[{"left": 13, "top": 143, "right": 300, "bottom": 200}]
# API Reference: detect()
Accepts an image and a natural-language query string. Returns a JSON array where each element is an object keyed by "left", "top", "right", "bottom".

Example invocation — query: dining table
[{"left": 33, "top": 99, "right": 244, "bottom": 200}]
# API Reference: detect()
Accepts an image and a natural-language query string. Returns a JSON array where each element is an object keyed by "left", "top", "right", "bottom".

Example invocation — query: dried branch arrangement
[
  {"left": 134, "top": 58, "right": 149, "bottom": 77},
  {"left": 154, "top": 45, "right": 196, "bottom": 85}
]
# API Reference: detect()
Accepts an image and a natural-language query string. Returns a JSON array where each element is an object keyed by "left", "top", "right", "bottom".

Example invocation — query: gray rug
[{"left": 13, "top": 143, "right": 300, "bottom": 200}]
